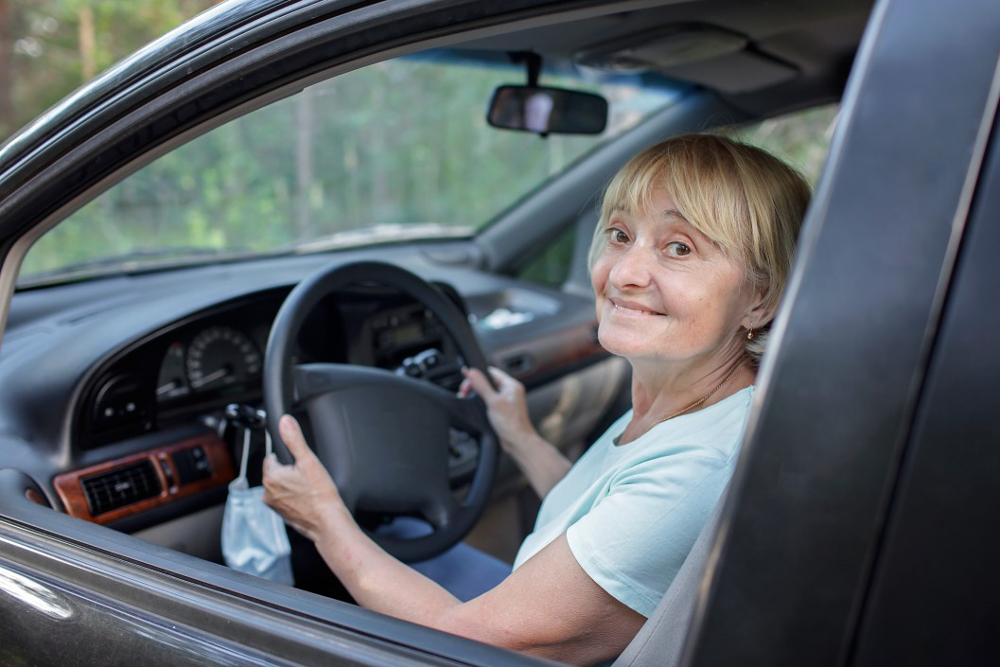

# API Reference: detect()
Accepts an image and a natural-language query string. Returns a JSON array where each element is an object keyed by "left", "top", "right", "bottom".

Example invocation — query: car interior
[{"left": 0, "top": 0, "right": 877, "bottom": 659}]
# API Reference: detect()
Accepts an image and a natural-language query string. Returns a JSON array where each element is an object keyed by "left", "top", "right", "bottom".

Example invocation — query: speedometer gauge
[
  {"left": 156, "top": 342, "right": 190, "bottom": 400},
  {"left": 185, "top": 326, "right": 261, "bottom": 393}
]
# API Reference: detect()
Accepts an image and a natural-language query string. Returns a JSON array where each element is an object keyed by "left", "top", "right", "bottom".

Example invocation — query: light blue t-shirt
[{"left": 512, "top": 386, "right": 754, "bottom": 617}]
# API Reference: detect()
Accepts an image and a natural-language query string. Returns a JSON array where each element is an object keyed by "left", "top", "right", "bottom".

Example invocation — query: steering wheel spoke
[{"left": 294, "top": 362, "right": 453, "bottom": 404}]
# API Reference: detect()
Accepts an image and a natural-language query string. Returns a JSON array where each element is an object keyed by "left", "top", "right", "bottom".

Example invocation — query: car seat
[{"left": 613, "top": 485, "right": 730, "bottom": 667}]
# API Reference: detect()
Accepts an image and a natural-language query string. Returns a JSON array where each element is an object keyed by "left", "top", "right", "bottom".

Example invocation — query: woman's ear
[{"left": 742, "top": 293, "right": 776, "bottom": 331}]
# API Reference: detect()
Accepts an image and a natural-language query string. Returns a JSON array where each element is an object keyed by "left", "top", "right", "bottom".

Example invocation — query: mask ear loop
[
  {"left": 238, "top": 427, "right": 252, "bottom": 483},
  {"left": 257, "top": 409, "right": 273, "bottom": 459}
]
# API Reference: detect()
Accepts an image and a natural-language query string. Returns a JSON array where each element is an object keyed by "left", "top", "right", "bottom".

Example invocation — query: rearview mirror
[{"left": 486, "top": 85, "right": 608, "bottom": 135}]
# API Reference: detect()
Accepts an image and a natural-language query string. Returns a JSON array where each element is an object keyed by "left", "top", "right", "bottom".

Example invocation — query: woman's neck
[{"left": 621, "top": 350, "right": 755, "bottom": 445}]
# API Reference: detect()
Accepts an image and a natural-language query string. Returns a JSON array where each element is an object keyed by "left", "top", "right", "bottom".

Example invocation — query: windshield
[{"left": 18, "top": 52, "right": 677, "bottom": 286}]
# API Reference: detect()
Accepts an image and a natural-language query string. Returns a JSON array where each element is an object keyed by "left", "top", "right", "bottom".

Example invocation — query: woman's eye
[
  {"left": 608, "top": 228, "right": 629, "bottom": 244},
  {"left": 666, "top": 242, "right": 691, "bottom": 257}
]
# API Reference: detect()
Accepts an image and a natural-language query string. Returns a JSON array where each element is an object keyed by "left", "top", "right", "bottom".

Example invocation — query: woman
[{"left": 262, "top": 134, "right": 811, "bottom": 665}]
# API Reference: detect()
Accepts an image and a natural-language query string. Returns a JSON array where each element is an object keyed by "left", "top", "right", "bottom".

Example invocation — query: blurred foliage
[
  {"left": 0, "top": 0, "right": 218, "bottom": 140},
  {"left": 21, "top": 58, "right": 671, "bottom": 280}
]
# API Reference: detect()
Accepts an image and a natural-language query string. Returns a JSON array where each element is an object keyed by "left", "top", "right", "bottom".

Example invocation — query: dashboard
[{"left": 0, "top": 251, "right": 613, "bottom": 534}]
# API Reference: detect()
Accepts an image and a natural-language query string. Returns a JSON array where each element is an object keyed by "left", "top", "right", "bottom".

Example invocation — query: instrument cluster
[
  {"left": 156, "top": 325, "right": 264, "bottom": 404},
  {"left": 80, "top": 295, "right": 283, "bottom": 448},
  {"left": 78, "top": 286, "right": 462, "bottom": 449}
]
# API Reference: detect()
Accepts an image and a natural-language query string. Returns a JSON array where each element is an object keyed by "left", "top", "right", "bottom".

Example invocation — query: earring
[{"left": 746, "top": 323, "right": 755, "bottom": 340}]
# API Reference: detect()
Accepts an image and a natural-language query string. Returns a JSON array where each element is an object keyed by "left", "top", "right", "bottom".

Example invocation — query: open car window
[{"left": 18, "top": 52, "right": 677, "bottom": 287}]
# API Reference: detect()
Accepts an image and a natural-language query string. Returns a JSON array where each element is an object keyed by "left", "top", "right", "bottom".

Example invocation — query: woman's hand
[
  {"left": 460, "top": 366, "right": 571, "bottom": 498},
  {"left": 458, "top": 366, "right": 536, "bottom": 453},
  {"left": 262, "top": 414, "right": 348, "bottom": 542}
]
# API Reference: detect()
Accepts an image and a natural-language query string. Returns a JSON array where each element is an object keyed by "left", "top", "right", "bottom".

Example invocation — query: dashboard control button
[{"left": 173, "top": 445, "right": 213, "bottom": 485}]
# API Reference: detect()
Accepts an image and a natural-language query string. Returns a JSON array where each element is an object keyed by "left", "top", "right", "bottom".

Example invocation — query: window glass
[
  {"left": 20, "top": 54, "right": 676, "bottom": 286},
  {"left": 517, "top": 225, "right": 577, "bottom": 287}
]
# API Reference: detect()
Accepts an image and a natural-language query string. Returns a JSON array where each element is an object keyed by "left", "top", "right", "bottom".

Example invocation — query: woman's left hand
[
  {"left": 458, "top": 366, "right": 536, "bottom": 452},
  {"left": 262, "top": 414, "right": 347, "bottom": 542}
]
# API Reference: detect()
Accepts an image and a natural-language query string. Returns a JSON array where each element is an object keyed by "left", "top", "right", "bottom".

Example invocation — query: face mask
[{"left": 221, "top": 427, "right": 295, "bottom": 586}]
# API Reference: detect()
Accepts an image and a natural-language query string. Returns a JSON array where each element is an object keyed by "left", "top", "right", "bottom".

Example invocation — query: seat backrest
[{"left": 612, "top": 485, "right": 729, "bottom": 667}]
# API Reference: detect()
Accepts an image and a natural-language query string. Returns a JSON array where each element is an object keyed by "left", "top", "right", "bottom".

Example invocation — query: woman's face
[{"left": 591, "top": 189, "right": 759, "bottom": 373}]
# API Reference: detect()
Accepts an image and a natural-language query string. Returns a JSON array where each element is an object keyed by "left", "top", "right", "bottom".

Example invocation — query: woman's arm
[
  {"left": 263, "top": 415, "right": 643, "bottom": 666},
  {"left": 459, "top": 366, "right": 571, "bottom": 498}
]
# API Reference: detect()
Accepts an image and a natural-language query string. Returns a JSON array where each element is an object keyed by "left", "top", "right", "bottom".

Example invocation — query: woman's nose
[{"left": 608, "top": 244, "right": 654, "bottom": 289}]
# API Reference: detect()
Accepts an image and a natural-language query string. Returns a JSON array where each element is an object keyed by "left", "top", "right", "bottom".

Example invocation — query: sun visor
[
  {"left": 659, "top": 50, "right": 798, "bottom": 93},
  {"left": 577, "top": 25, "right": 798, "bottom": 94}
]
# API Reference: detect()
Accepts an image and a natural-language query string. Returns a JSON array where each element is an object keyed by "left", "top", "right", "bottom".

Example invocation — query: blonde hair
[{"left": 588, "top": 134, "right": 811, "bottom": 362}]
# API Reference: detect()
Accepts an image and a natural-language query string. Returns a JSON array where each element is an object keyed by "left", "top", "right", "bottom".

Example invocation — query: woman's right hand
[
  {"left": 263, "top": 414, "right": 349, "bottom": 542},
  {"left": 458, "top": 366, "right": 536, "bottom": 454}
]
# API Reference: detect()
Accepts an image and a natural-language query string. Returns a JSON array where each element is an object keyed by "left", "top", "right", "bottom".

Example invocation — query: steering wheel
[{"left": 263, "top": 260, "right": 499, "bottom": 562}]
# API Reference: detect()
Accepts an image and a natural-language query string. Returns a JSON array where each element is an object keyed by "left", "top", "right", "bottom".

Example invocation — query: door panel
[
  {"left": 0, "top": 476, "right": 535, "bottom": 667},
  {"left": 849, "top": 102, "right": 1000, "bottom": 667}
]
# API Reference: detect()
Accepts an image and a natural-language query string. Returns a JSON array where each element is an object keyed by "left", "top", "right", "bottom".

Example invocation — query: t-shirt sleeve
[{"left": 565, "top": 452, "right": 734, "bottom": 617}]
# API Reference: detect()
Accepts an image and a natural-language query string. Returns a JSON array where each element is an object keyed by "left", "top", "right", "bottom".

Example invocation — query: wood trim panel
[
  {"left": 490, "top": 320, "right": 607, "bottom": 383},
  {"left": 53, "top": 433, "right": 234, "bottom": 524}
]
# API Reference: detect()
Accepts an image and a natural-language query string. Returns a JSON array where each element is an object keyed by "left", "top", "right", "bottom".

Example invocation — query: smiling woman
[
  {"left": 591, "top": 188, "right": 756, "bottom": 372},
  {"left": 260, "top": 133, "right": 811, "bottom": 665},
  {"left": 591, "top": 134, "right": 811, "bottom": 366}
]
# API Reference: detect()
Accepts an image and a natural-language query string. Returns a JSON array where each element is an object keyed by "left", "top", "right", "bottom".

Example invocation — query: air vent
[{"left": 81, "top": 459, "right": 162, "bottom": 516}]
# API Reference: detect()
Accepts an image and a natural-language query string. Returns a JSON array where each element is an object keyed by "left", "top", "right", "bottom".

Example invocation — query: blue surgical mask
[{"left": 221, "top": 428, "right": 294, "bottom": 586}]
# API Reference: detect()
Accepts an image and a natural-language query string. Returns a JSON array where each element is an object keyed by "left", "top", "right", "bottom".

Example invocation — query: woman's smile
[{"left": 610, "top": 298, "right": 666, "bottom": 317}]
